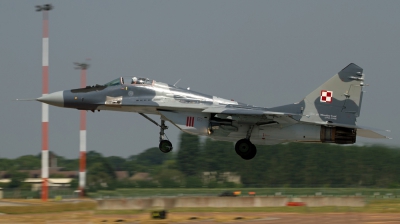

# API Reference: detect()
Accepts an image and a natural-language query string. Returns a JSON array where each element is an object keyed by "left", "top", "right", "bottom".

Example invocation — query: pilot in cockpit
[{"left": 131, "top": 77, "right": 138, "bottom": 84}]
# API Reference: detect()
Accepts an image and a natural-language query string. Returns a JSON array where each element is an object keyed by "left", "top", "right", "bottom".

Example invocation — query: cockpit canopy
[
  {"left": 103, "top": 78, "right": 122, "bottom": 86},
  {"left": 130, "top": 77, "right": 154, "bottom": 85},
  {"left": 103, "top": 77, "right": 154, "bottom": 86}
]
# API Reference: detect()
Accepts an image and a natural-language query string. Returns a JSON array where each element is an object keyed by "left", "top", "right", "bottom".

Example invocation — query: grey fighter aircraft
[{"left": 36, "top": 63, "right": 389, "bottom": 160}]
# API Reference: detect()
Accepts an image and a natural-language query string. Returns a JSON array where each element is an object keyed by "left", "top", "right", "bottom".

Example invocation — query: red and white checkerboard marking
[{"left": 320, "top": 90, "right": 333, "bottom": 103}]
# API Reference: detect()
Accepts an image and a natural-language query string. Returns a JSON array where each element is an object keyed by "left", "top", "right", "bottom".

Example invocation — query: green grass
[
  {"left": 0, "top": 201, "right": 97, "bottom": 214},
  {"left": 89, "top": 187, "right": 400, "bottom": 198},
  {"left": 363, "top": 199, "right": 400, "bottom": 213},
  {"left": 2, "top": 198, "right": 400, "bottom": 214}
]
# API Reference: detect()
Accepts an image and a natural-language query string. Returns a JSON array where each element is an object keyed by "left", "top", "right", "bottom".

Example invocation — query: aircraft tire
[
  {"left": 159, "top": 140, "right": 173, "bottom": 153},
  {"left": 235, "top": 139, "right": 252, "bottom": 157},
  {"left": 241, "top": 144, "right": 257, "bottom": 160}
]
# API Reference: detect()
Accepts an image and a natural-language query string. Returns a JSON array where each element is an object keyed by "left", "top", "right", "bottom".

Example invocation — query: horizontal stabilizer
[
  {"left": 300, "top": 121, "right": 391, "bottom": 139},
  {"left": 357, "top": 129, "right": 390, "bottom": 139}
]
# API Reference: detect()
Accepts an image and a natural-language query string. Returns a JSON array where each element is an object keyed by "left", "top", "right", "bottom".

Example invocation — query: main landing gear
[
  {"left": 235, "top": 139, "right": 257, "bottom": 160},
  {"left": 235, "top": 125, "right": 257, "bottom": 160},
  {"left": 139, "top": 113, "right": 173, "bottom": 153}
]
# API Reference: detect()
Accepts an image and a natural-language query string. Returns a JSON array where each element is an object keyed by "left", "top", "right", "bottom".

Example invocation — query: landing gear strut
[
  {"left": 139, "top": 113, "right": 173, "bottom": 153},
  {"left": 158, "top": 120, "right": 173, "bottom": 153},
  {"left": 235, "top": 125, "right": 257, "bottom": 160}
]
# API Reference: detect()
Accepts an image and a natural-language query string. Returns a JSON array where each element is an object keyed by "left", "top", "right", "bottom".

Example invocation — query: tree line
[{"left": 1, "top": 133, "right": 399, "bottom": 190}]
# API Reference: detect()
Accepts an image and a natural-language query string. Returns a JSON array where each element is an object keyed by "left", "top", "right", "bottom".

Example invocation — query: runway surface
[{"left": 1, "top": 211, "right": 399, "bottom": 223}]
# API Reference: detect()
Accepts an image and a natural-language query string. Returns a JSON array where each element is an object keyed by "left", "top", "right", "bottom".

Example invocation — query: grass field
[
  {"left": 89, "top": 187, "right": 400, "bottom": 198},
  {"left": 0, "top": 200, "right": 96, "bottom": 214},
  {"left": 4, "top": 187, "right": 399, "bottom": 199}
]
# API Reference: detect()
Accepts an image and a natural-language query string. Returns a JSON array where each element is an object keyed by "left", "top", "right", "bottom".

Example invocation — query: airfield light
[
  {"left": 74, "top": 61, "right": 90, "bottom": 198},
  {"left": 36, "top": 4, "right": 53, "bottom": 202}
]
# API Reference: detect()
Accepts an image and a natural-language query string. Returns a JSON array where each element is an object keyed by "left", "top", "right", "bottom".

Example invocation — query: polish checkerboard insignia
[{"left": 320, "top": 90, "right": 333, "bottom": 103}]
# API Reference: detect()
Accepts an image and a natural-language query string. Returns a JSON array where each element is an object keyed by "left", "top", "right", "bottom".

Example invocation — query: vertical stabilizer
[{"left": 300, "top": 63, "right": 365, "bottom": 125}]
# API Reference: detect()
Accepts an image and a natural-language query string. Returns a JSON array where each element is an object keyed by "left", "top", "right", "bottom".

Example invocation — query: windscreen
[{"left": 104, "top": 78, "right": 122, "bottom": 86}]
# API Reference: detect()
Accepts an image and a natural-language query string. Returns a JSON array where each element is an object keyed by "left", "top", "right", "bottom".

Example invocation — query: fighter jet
[{"left": 36, "top": 63, "right": 389, "bottom": 160}]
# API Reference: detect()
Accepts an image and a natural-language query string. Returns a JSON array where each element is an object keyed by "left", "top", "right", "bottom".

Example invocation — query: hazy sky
[{"left": 1, "top": 1, "right": 398, "bottom": 159}]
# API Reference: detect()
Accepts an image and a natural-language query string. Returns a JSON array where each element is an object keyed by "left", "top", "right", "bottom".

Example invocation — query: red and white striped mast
[
  {"left": 36, "top": 4, "right": 53, "bottom": 202},
  {"left": 74, "top": 61, "right": 90, "bottom": 198}
]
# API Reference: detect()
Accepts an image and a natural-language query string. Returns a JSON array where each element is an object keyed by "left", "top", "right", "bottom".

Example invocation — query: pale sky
[{"left": 1, "top": 1, "right": 398, "bottom": 158}]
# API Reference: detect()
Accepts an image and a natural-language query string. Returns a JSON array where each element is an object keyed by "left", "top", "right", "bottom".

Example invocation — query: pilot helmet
[{"left": 132, "top": 77, "right": 138, "bottom": 83}]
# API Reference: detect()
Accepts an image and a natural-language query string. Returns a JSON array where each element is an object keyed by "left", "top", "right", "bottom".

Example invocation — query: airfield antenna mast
[
  {"left": 36, "top": 3, "right": 53, "bottom": 202},
  {"left": 74, "top": 60, "right": 90, "bottom": 198}
]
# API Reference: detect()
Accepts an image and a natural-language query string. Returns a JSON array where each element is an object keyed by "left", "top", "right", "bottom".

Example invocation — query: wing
[
  {"left": 201, "top": 105, "right": 304, "bottom": 128},
  {"left": 202, "top": 106, "right": 301, "bottom": 117}
]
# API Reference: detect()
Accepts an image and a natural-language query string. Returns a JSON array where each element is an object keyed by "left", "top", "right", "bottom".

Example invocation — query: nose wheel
[
  {"left": 139, "top": 113, "right": 173, "bottom": 153},
  {"left": 158, "top": 120, "right": 173, "bottom": 153},
  {"left": 159, "top": 140, "right": 173, "bottom": 153}
]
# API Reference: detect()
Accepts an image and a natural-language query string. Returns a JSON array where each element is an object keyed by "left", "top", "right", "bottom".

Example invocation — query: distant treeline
[{"left": 1, "top": 133, "right": 399, "bottom": 190}]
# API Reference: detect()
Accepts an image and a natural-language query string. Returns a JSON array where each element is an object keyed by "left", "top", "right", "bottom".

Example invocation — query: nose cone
[{"left": 37, "top": 91, "right": 64, "bottom": 107}]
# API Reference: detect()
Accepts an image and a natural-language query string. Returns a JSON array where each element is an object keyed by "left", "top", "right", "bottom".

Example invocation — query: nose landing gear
[
  {"left": 159, "top": 140, "right": 173, "bottom": 153},
  {"left": 139, "top": 113, "right": 173, "bottom": 153},
  {"left": 159, "top": 120, "right": 173, "bottom": 153}
]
